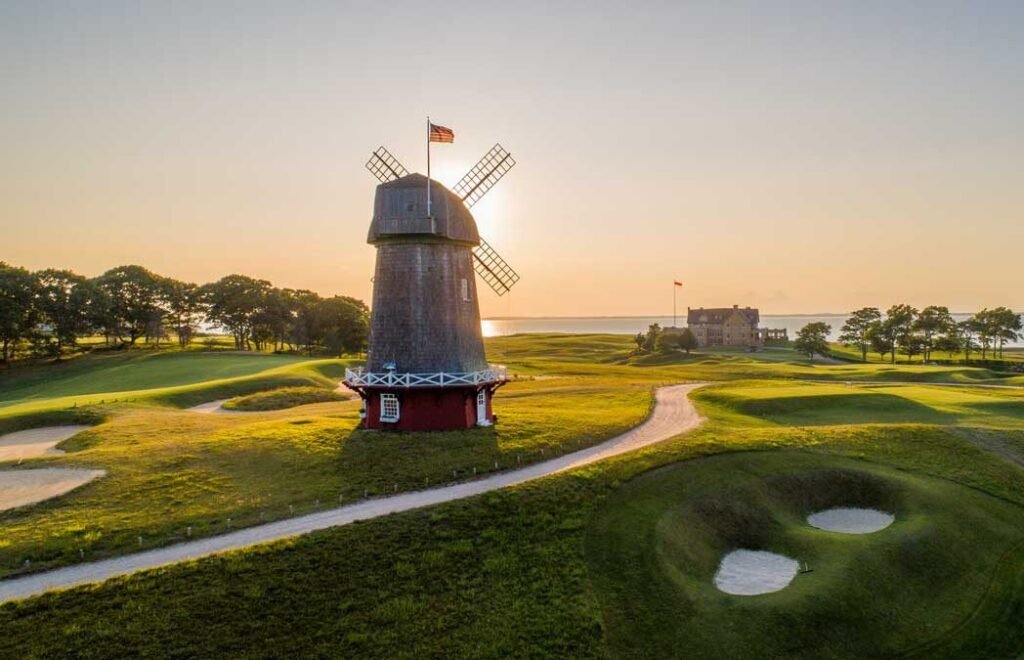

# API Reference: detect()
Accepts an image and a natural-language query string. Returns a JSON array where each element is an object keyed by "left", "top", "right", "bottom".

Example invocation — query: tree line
[
  {"left": 799, "top": 305, "right": 1022, "bottom": 364},
  {"left": 0, "top": 262, "right": 369, "bottom": 363}
]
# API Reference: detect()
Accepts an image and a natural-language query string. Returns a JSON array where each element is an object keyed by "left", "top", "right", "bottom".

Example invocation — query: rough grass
[
  {"left": 586, "top": 451, "right": 1024, "bottom": 658},
  {"left": 1, "top": 335, "right": 1024, "bottom": 657},
  {"left": 0, "top": 377, "right": 651, "bottom": 578},
  {"left": 2, "top": 421, "right": 1022, "bottom": 657},
  {"left": 221, "top": 386, "right": 351, "bottom": 411}
]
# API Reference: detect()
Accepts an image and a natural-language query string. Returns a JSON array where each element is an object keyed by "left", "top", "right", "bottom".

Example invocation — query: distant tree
[
  {"left": 95, "top": 265, "right": 165, "bottom": 346},
  {"left": 898, "top": 333, "right": 925, "bottom": 362},
  {"left": 35, "top": 269, "right": 92, "bottom": 356},
  {"left": 867, "top": 323, "right": 892, "bottom": 362},
  {"left": 202, "top": 275, "right": 273, "bottom": 350},
  {"left": 956, "top": 319, "right": 979, "bottom": 361},
  {"left": 654, "top": 332, "right": 677, "bottom": 354},
  {"left": 880, "top": 304, "right": 918, "bottom": 364},
  {"left": 839, "top": 307, "right": 881, "bottom": 362},
  {"left": 913, "top": 306, "right": 954, "bottom": 362},
  {"left": 290, "top": 290, "right": 324, "bottom": 354},
  {"left": 0, "top": 262, "right": 40, "bottom": 363},
  {"left": 633, "top": 332, "right": 645, "bottom": 353},
  {"left": 164, "top": 280, "right": 203, "bottom": 349},
  {"left": 677, "top": 328, "right": 699, "bottom": 354},
  {"left": 642, "top": 323, "right": 662, "bottom": 352},
  {"left": 990, "top": 307, "right": 1021, "bottom": 359},
  {"left": 933, "top": 335, "right": 961, "bottom": 359},
  {"left": 313, "top": 296, "right": 369, "bottom": 357},
  {"left": 794, "top": 322, "right": 832, "bottom": 361},
  {"left": 973, "top": 309, "right": 997, "bottom": 359}
]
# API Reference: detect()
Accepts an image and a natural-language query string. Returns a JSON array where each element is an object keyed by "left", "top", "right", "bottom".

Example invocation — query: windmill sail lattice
[
  {"left": 473, "top": 238, "right": 520, "bottom": 296},
  {"left": 365, "top": 146, "right": 409, "bottom": 183},
  {"left": 453, "top": 144, "right": 516, "bottom": 208},
  {"left": 363, "top": 141, "right": 520, "bottom": 296}
]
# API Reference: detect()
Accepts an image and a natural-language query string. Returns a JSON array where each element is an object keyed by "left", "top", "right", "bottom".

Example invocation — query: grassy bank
[{"left": 1, "top": 334, "right": 1023, "bottom": 656}]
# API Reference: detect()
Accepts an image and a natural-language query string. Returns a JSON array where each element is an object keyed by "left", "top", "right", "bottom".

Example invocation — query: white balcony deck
[{"left": 344, "top": 366, "right": 508, "bottom": 388}]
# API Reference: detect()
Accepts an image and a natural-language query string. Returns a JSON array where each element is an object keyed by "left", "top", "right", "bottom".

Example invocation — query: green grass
[
  {"left": 586, "top": 451, "right": 1024, "bottom": 658},
  {"left": 0, "top": 375, "right": 651, "bottom": 578},
  {"left": 221, "top": 386, "right": 352, "bottom": 411},
  {"left": 0, "top": 351, "right": 307, "bottom": 404},
  {"left": 1, "top": 334, "right": 1023, "bottom": 657}
]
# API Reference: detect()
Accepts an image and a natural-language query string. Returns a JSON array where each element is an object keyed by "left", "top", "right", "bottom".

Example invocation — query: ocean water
[
  {"left": 481, "top": 314, "right": 1017, "bottom": 344},
  {"left": 482, "top": 315, "right": 850, "bottom": 340}
]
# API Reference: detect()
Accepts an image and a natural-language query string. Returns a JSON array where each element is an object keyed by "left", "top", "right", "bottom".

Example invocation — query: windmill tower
[{"left": 344, "top": 141, "right": 520, "bottom": 431}]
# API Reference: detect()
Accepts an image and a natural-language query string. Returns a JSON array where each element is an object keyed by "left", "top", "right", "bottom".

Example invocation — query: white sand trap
[
  {"left": 808, "top": 508, "right": 894, "bottom": 534},
  {"left": 0, "top": 468, "right": 106, "bottom": 512},
  {"left": 714, "top": 550, "right": 799, "bottom": 596},
  {"left": 187, "top": 399, "right": 230, "bottom": 414},
  {"left": 0, "top": 426, "right": 91, "bottom": 462}
]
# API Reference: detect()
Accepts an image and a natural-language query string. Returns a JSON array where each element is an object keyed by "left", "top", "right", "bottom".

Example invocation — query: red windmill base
[{"left": 344, "top": 368, "right": 508, "bottom": 431}]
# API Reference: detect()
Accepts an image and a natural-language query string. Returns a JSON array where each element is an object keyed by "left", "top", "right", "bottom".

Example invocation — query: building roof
[
  {"left": 368, "top": 174, "right": 480, "bottom": 245},
  {"left": 687, "top": 306, "right": 760, "bottom": 326}
]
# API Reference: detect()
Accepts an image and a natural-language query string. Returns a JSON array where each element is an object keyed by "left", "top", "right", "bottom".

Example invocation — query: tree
[
  {"left": 35, "top": 269, "right": 92, "bottom": 356},
  {"left": 880, "top": 304, "right": 918, "bottom": 364},
  {"left": 633, "top": 332, "right": 645, "bottom": 353},
  {"left": 95, "top": 265, "right": 166, "bottom": 346},
  {"left": 898, "top": 333, "right": 925, "bottom": 362},
  {"left": 677, "top": 328, "right": 699, "bottom": 354},
  {"left": 913, "top": 305, "right": 954, "bottom": 362},
  {"left": 164, "top": 280, "right": 203, "bottom": 349},
  {"left": 0, "top": 263, "right": 40, "bottom": 363},
  {"left": 794, "top": 322, "right": 832, "bottom": 361},
  {"left": 989, "top": 307, "right": 1021, "bottom": 359},
  {"left": 202, "top": 275, "right": 273, "bottom": 350},
  {"left": 867, "top": 324, "right": 893, "bottom": 362},
  {"left": 933, "top": 335, "right": 961, "bottom": 358},
  {"left": 654, "top": 332, "right": 677, "bottom": 354},
  {"left": 956, "top": 320, "right": 979, "bottom": 361},
  {"left": 642, "top": 323, "right": 662, "bottom": 352},
  {"left": 312, "top": 296, "right": 369, "bottom": 357},
  {"left": 839, "top": 307, "right": 881, "bottom": 362}
]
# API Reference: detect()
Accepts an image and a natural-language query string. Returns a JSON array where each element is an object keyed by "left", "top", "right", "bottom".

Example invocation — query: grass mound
[
  {"left": 586, "top": 451, "right": 1024, "bottom": 658},
  {"left": 221, "top": 386, "right": 351, "bottom": 411}
]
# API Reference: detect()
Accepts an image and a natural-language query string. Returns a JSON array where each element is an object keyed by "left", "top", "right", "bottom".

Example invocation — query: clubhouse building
[{"left": 685, "top": 305, "right": 787, "bottom": 348}]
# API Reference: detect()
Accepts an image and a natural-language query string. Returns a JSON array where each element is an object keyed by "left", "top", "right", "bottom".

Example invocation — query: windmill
[
  {"left": 343, "top": 138, "right": 519, "bottom": 431},
  {"left": 365, "top": 144, "right": 520, "bottom": 296}
]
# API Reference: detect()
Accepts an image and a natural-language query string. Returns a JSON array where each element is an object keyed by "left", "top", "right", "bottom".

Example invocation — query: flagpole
[
  {"left": 426, "top": 116, "right": 432, "bottom": 217},
  {"left": 673, "top": 282, "right": 677, "bottom": 328}
]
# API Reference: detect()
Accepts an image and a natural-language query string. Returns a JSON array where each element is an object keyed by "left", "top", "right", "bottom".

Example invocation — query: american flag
[
  {"left": 674, "top": 280, "right": 683, "bottom": 287},
  {"left": 429, "top": 123, "right": 454, "bottom": 143}
]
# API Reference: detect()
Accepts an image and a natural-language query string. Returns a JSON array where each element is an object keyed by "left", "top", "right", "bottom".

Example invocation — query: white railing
[{"left": 344, "top": 365, "right": 508, "bottom": 388}]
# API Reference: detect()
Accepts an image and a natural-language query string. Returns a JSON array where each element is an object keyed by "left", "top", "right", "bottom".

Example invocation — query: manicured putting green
[{"left": 585, "top": 451, "right": 1024, "bottom": 658}]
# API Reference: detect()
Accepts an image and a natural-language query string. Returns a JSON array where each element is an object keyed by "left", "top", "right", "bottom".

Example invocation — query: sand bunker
[
  {"left": 808, "top": 508, "right": 894, "bottom": 534},
  {"left": 714, "top": 550, "right": 799, "bottom": 596},
  {"left": 0, "top": 426, "right": 91, "bottom": 462},
  {"left": 187, "top": 400, "right": 231, "bottom": 414},
  {"left": 0, "top": 468, "right": 105, "bottom": 512}
]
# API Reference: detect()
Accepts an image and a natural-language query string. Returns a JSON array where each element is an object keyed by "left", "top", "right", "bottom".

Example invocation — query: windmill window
[
  {"left": 405, "top": 201, "right": 416, "bottom": 212},
  {"left": 460, "top": 278, "right": 471, "bottom": 302},
  {"left": 380, "top": 393, "right": 400, "bottom": 422}
]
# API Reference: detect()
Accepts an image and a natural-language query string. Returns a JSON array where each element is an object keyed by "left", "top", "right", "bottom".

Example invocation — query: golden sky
[{"left": 3, "top": 2, "right": 1022, "bottom": 316}]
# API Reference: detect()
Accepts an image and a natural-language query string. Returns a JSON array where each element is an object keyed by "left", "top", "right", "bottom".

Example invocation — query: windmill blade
[
  {"left": 473, "top": 238, "right": 520, "bottom": 296},
  {"left": 453, "top": 144, "right": 516, "bottom": 208},
  {"left": 365, "top": 146, "right": 409, "bottom": 183}
]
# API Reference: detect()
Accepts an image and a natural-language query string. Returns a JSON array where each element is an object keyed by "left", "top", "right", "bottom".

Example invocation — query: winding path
[{"left": 0, "top": 383, "right": 705, "bottom": 604}]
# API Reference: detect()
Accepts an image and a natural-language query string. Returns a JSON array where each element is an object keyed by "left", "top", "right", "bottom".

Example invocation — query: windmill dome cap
[{"left": 369, "top": 173, "right": 480, "bottom": 245}]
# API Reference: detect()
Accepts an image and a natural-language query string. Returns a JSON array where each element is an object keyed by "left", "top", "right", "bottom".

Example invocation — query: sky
[{"left": 2, "top": 1, "right": 1022, "bottom": 317}]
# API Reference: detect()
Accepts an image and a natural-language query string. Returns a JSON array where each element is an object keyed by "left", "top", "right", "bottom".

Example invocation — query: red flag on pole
[
  {"left": 429, "top": 123, "right": 454, "bottom": 143},
  {"left": 674, "top": 281, "right": 683, "bottom": 287}
]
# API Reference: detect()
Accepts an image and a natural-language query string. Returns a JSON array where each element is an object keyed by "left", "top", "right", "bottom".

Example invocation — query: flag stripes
[{"left": 429, "top": 123, "right": 455, "bottom": 143}]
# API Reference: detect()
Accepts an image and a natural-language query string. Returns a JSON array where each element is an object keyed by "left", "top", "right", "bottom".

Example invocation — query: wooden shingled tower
[{"left": 344, "top": 137, "right": 520, "bottom": 431}]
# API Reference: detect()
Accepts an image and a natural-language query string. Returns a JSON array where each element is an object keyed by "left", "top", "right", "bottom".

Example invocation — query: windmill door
[{"left": 476, "top": 390, "right": 489, "bottom": 426}]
